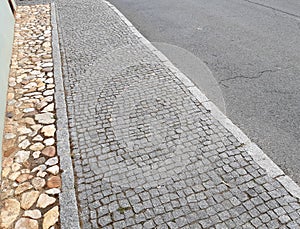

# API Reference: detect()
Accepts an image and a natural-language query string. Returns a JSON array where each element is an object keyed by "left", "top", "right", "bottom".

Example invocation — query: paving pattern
[{"left": 56, "top": 0, "right": 300, "bottom": 228}]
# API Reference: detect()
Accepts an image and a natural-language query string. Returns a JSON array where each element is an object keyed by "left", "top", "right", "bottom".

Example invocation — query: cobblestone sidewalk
[
  {"left": 55, "top": 0, "right": 300, "bottom": 228},
  {"left": 0, "top": 4, "right": 60, "bottom": 229}
]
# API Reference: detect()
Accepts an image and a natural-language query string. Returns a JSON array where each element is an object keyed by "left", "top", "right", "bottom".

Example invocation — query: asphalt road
[{"left": 109, "top": 0, "right": 300, "bottom": 184}]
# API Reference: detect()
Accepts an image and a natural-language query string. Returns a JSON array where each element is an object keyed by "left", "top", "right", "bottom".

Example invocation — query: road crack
[
  {"left": 219, "top": 68, "right": 280, "bottom": 87},
  {"left": 243, "top": 0, "right": 300, "bottom": 21}
]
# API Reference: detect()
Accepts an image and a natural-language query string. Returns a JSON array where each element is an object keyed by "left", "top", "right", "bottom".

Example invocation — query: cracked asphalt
[
  {"left": 219, "top": 69, "right": 285, "bottom": 87},
  {"left": 109, "top": 0, "right": 300, "bottom": 184}
]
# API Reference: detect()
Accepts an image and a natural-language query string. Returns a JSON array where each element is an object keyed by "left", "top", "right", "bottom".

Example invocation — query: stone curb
[
  {"left": 103, "top": 0, "right": 300, "bottom": 200},
  {"left": 51, "top": 2, "right": 81, "bottom": 228}
]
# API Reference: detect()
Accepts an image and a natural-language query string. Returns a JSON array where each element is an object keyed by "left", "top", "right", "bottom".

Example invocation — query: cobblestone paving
[
  {"left": 0, "top": 5, "right": 60, "bottom": 229},
  {"left": 56, "top": 0, "right": 300, "bottom": 228}
]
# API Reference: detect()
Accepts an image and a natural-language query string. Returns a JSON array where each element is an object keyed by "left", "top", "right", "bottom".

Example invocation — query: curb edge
[{"left": 51, "top": 2, "right": 81, "bottom": 228}]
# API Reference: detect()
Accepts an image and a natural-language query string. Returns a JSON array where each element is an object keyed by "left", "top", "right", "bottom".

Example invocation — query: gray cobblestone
[
  {"left": 56, "top": 0, "right": 300, "bottom": 227},
  {"left": 278, "top": 215, "right": 291, "bottom": 224}
]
